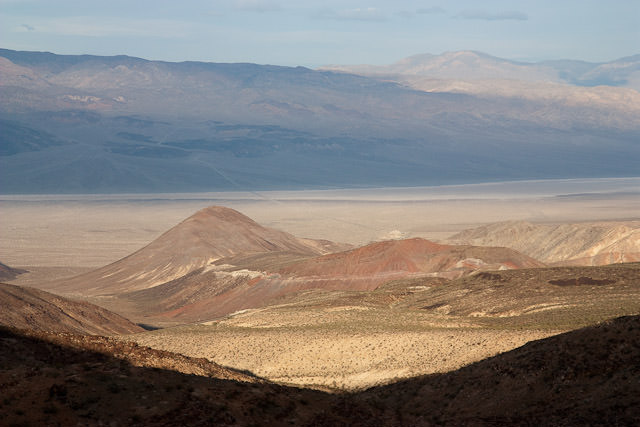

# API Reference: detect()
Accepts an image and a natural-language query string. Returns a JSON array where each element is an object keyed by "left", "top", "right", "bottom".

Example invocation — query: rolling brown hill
[
  {"left": 222, "top": 262, "right": 640, "bottom": 332},
  {"left": 47, "top": 206, "right": 349, "bottom": 296},
  {"left": 42, "top": 207, "right": 539, "bottom": 324},
  {"left": 448, "top": 220, "right": 640, "bottom": 266},
  {"left": 278, "top": 237, "right": 544, "bottom": 285},
  {"left": 394, "top": 262, "right": 640, "bottom": 329},
  {"left": 114, "top": 237, "right": 543, "bottom": 323},
  {"left": 2, "top": 315, "right": 638, "bottom": 426},
  {"left": 0, "top": 282, "right": 143, "bottom": 335}
]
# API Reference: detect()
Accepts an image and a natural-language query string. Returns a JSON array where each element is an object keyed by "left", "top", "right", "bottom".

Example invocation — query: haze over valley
[{"left": 1, "top": 48, "right": 639, "bottom": 193}]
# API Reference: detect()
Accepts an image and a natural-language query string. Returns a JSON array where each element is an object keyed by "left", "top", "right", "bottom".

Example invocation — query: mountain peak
[
  {"left": 50, "top": 206, "right": 344, "bottom": 295},
  {"left": 187, "top": 205, "right": 258, "bottom": 225}
]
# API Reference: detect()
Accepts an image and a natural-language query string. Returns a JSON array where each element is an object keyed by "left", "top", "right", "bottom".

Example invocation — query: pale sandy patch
[{"left": 125, "top": 325, "right": 556, "bottom": 390}]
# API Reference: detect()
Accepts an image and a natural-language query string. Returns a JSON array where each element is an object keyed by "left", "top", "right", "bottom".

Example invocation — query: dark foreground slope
[
  {"left": 0, "top": 326, "right": 345, "bottom": 427},
  {"left": 358, "top": 314, "right": 640, "bottom": 426},
  {"left": 1, "top": 315, "right": 638, "bottom": 426},
  {"left": 0, "top": 282, "right": 143, "bottom": 335}
]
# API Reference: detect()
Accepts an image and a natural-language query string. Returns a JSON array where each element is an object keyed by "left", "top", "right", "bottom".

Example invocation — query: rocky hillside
[
  {"left": 0, "top": 283, "right": 143, "bottom": 335},
  {"left": 278, "top": 237, "right": 543, "bottom": 284},
  {"left": 448, "top": 220, "right": 640, "bottom": 265},
  {"left": 43, "top": 208, "right": 537, "bottom": 323},
  {"left": 358, "top": 314, "right": 640, "bottom": 426},
  {"left": 94, "top": 238, "right": 542, "bottom": 322}
]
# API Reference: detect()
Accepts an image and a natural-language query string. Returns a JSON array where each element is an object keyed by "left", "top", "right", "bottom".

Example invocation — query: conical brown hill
[{"left": 50, "top": 206, "right": 341, "bottom": 296}]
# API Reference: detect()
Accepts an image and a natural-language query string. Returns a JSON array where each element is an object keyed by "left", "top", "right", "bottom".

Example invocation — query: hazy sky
[{"left": 1, "top": 0, "right": 638, "bottom": 67}]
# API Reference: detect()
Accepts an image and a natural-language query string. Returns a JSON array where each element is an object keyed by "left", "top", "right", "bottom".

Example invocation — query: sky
[{"left": 1, "top": 0, "right": 638, "bottom": 67}]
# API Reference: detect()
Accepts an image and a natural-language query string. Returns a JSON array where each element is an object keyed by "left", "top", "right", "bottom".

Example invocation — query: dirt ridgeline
[
  {"left": 448, "top": 220, "right": 640, "bottom": 265},
  {"left": 1, "top": 315, "right": 639, "bottom": 426},
  {"left": 0, "top": 326, "right": 335, "bottom": 427},
  {"left": 356, "top": 314, "right": 640, "bottom": 426},
  {"left": 0, "top": 282, "right": 143, "bottom": 335}
]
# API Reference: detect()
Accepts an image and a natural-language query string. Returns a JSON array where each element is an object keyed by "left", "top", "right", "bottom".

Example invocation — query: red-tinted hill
[
  {"left": 277, "top": 237, "right": 544, "bottom": 289},
  {"left": 48, "top": 206, "right": 347, "bottom": 296},
  {"left": 123, "top": 238, "right": 543, "bottom": 322}
]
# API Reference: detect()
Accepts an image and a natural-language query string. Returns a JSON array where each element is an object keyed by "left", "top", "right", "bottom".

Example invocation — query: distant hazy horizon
[
  {"left": 2, "top": 177, "right": 639, "bottom": 201},
  {"left": 1, "top": 1, "right": 638, "bottom": 67}
]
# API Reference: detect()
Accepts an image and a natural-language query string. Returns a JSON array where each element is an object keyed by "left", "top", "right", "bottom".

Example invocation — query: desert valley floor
[
  {"left": 1, "top": 179, "right": 639, "bottom": 425},
  {"left": 3, "top": 178, "right": 640, "bottom": 269}
]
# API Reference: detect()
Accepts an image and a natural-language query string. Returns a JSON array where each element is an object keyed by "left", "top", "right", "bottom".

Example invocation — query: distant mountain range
[
  {"left": 1, "top": 48, "right": 639, "bottom": 193},
  {"left": 322, "top": 50, "right": 640, "bottom": 90}
]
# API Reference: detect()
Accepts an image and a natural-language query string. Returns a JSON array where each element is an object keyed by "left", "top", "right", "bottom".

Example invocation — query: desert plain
[
  {"left": 2, "top": 178, "right": 639, "bottom": 391},
  {"left": 3, "top": 178, "right": 640, "bottom": 269}
]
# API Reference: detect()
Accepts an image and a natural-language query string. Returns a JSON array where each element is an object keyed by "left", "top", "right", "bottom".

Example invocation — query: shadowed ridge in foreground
[
  {"left": 1, "top": 316, "right": 638, "bottom": 425},
  {"left": 357, "top": 314, "right": 640, "bottom": 426},
  {"left": 0, "top": 326, "right": 344, "bottom": 427}
]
